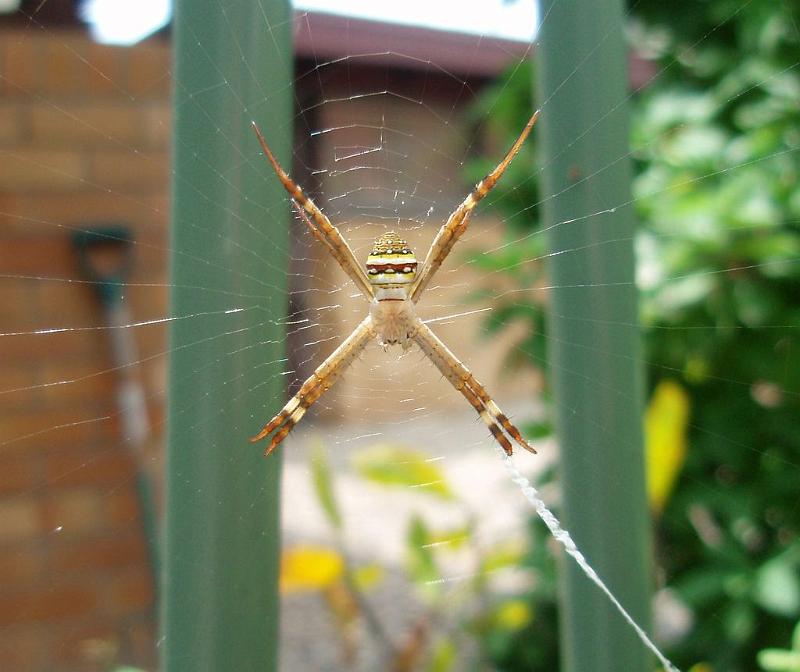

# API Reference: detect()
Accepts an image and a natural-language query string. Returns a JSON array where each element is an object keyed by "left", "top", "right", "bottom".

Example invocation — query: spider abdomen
[{"left": 366, "top": 231, "right": 417, "bottom": 291}]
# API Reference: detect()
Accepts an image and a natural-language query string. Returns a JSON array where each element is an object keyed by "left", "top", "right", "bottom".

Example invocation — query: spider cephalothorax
[{"left": 250, "top": 110, "right": 540, "bottom": 456}]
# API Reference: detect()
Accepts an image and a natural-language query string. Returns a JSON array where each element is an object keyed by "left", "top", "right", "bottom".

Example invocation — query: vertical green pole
[
  {"left": 165, "top": 1, "right": 291, "bottom": 670},
  {"left": 534, "top": 1, "right": 653, "bottom": 670}
]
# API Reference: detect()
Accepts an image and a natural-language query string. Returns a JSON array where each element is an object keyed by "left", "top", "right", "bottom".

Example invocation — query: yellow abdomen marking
[{"left": 366, "top": 231, "right": 417, "bottom": 287}]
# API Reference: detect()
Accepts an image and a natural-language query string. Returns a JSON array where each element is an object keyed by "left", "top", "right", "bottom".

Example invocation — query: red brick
[
  {"left": 0, "top": 543, "right": 47, "bottom": 583},
  {"left": 0, "top": 363, "right": 44, "bottom": 414},
  {"left": 106, "top": 569, "right": 153, "bottom": 615},
  {"left": 0, "top": 624, "right": 48, "bottom": 670},
  {"left": 136, "top": 329, "right": 167, "bottom": 373},
  {"left": 0, "top": 148, "right": 87, "bottom": 190},
  {"left": 41, "top": 32, "right": 89, "bottom": 96},
  {"left": 124, "top": 617, "right": 157, "bottom": 668},
  {"left": 38, "top": 363, "right": 118, "bottom": 417},
  {"left": 142, "top": 102, "right": 171, "bottom": 148},
  {"left": 0, "top": 454, "right": 40, "bottom": 495},
  {"left": 128, "top": 40, "right": 171, "bottom": 97},
  {"left": 0, "top": 352, "right": 40, "bottom": 410},
  {"left": 0, "top": 584, "right": 97, "bottom": 625},
  {"left": 143, "top": 191, "right": 170, "bottom": 219},
  {"left": 0, "top": 104, "right": 22, "bottom": 145},
  {"left": 0, "top": 31, "right": 41, "bottom": 96},
  {"left": 147, "top": 393, "right": 167, "bottom": 435},
  {"left": 35, "top": 280, "right": 104, "bottom": 328},
  {"left": 31, "top": 102, "right": 145, "bottom": 148},
  {"left": 88, "top": 151, "right": 170, "bottom": 190},
  {"left": 52, "top": 620, "right": 120, "bottom": 667},
  {"left": 106, "top": 488, "right": 142, "bottom": 528},
  {"left": 51, "top": 533, "right": 147, "bottom": 574},
  {"left": 142, "top": 357, "right": 168, "bottom": 407},
  {"left": 0, "top": 390, "right": 43, "bottom": 416},
  {"left": 0, "top": 234, "right": 79, "bottom": 276},
  {"left": 0, "top": 496, "right": 41, "bottom": 542},
  {"left": 0, "top": 26, "right": 167, "bottom": 672},
  {"left": 0, "top": 328, "right": 100, "bottom": 362},
  {"left": 0, "top": 191, "right": 168, "bottom": 234},
  {"left": 0, "top": 280, "right": 40, "bottom": 330},
  {"left": 88, "top": 41, "right": 131, "bottom": 97},
  {"left": 40, "top": 488, "right": 108, "bottom": 537},
  {"left": 44, "top": 447, "right": 134, "bottom": 489},
  {"left": 0, "top": 407, "right": 119, "bottom": 454},
  {"left": 127, "top": 277, "right": 169, "bottom": 307}
]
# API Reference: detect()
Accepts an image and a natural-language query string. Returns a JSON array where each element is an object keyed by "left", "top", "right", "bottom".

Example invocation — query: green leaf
[
  {"left": 491, "top": 599, "right": 533, "bottom": 632},
  {"left": 353, "top": 444, "right": 454, "bottom": 500},
  {"left": 426, "top": 525, "right": 472, "bottom": 551},
  {"left": 407, "top": 515, "right": 440, "bottom": 589},
  {"left": 754, "top": 555, "right": 800, "bottom": 617},
  {"left": 351, "top": 563, "right": 385, "bottom": 591},
  {"left": 724, "top": 602, "right": 756, "bottom": 642},
  {"left": 311, "top": 440, "right": 342, "bottom": 529},
  {"left": 427, "top": 636, "right": 457, "bottom": 672},
  {"left": 481, "top": 540, "right": 526, "bottom": 574},
  {"left": 757, "top": 649, "right": 800, "bottom": 672},
  {"left": 524, "top": 420, "right": 553, "bottom": 440},
  {"left": 675, "top": 568, "right": 730, "bottom": 608}
]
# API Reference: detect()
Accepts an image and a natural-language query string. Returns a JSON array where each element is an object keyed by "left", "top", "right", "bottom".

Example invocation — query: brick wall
[{"left": 0, "top": 29, "right": 170, "bottom": 672}]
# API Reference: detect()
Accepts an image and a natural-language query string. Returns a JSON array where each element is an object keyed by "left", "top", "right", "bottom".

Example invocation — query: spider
[{"left": 250, "top": 110, "right": 540, "bottom": 457}]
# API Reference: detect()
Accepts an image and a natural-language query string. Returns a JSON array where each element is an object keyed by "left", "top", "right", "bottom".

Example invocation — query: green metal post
[
  {"left": 534, "top": 1, "right": 653, "bottom": 670},
  {"left": 165, "top": 1, "right": 292, "bottom": 670}
]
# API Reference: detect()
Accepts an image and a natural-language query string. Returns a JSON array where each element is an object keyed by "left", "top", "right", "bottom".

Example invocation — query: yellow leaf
[
  {"left": 645, "top": 379, "right": 690, "bottom": 514},
  {"left": 687, "top": 664, "right": 713, "bottom": 672},
  {"left": 280, "top": 545, "right": 344, "bottom": 593},
  {"left": 352, "top": 563, "right": 385, "bottom": 591},
  {"left": 493, "top": 599, "right": 532, "bottom": 631}
]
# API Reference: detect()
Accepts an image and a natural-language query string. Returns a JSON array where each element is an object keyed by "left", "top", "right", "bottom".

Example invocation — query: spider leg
[
  {"left": 413, "top": 320, "right": 536, "bottom": 456},
  {"left": 252, "top": 122, "right": 375, "bottom": 301},
  {"left": 456, "top": 379, "right": 516, "bottom": 456},
  {"left": 251, "top": 316, "right": 375, "bottom": 455},
  {"left": 410, "top": 110, "right": 540, "bottom": 303}
]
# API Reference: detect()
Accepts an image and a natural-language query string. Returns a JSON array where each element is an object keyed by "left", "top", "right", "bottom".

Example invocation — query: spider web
[{"left": 1, "top": 0, "right": 798, "bottom": 670}]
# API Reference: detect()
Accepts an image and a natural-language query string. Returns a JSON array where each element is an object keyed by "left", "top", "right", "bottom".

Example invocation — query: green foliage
[
  {"left": 406, "top": 514, "right": 442, "bottom": 596},
  {"left": 481, "top": 513, "right": 561, "bottom": 672},
  {"left": 758, "top": 621, "right": 800, "bottom": 671},
  {"left": 633, "top": 1, "right": 800, "bottom": 668},
  {"left": 302, "top": 442, "right": 556, "bottom": 670},
  {"left": 463, "top": 60, "right": 550, "bottom": 375},
  {"left": 311, "top": 439, "right": 342, "bottom": 529},
  {"left": 463, "top": 0, "right": 800, "bottom": 668},
  {"left": 353, "top": 444, "right": 455, "bottom": 500},
  {"left": 427, "top": 637, "right": 457, "bottom": 672}
]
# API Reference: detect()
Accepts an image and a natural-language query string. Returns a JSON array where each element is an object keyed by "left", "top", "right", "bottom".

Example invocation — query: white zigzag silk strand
[{"left": 498, "top": 450, "right": 680, "bottom": 672}]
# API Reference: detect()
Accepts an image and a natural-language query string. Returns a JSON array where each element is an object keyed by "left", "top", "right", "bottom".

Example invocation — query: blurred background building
[{"left": 0, "top": 3, "right": 542, "bottom": 669}]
